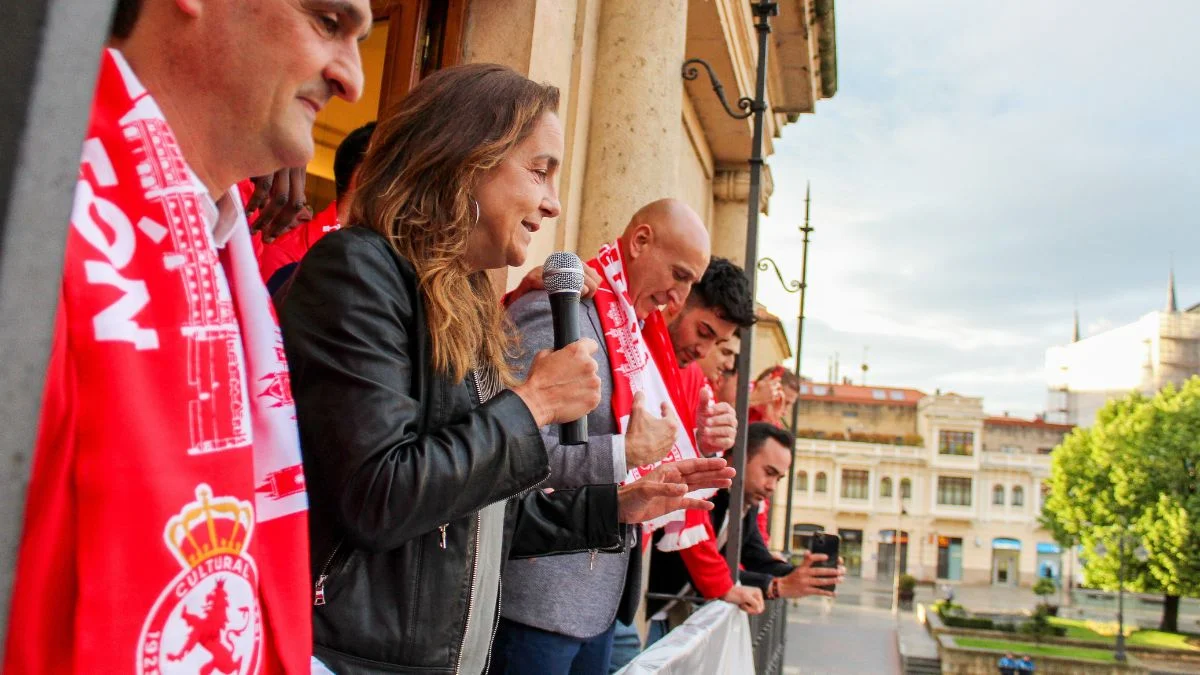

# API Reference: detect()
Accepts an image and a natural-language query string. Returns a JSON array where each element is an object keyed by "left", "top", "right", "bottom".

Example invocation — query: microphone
[{"left": 544, "top": 252, "right": 588, "bottom": 445}]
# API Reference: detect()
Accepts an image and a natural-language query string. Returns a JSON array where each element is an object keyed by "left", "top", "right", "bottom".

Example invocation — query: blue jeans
[
  {"left": 607, "top": 619, "right": 642, "bottom": 673},
  {"left": 645, "top": 619, "right": 670, "bottom": 648},
  {"left": 490, "top": 617, "right": 616, "bottom": 675}
]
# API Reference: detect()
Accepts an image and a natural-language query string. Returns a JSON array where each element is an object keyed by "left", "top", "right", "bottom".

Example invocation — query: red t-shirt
[{"left": 257, "top": 202, "right": 340, "bottom": 289}]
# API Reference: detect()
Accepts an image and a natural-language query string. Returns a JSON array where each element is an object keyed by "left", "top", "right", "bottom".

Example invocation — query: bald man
[{"left": 495, "top": 199, "right": 742, "bottom": 674}]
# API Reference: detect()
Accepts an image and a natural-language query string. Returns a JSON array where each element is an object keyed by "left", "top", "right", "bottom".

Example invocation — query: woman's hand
[
  {"left": 616, "top": 457, "right": 734, "bottom": 523},
  {"left": 513, "top": 339, "right": 602, "bottom": 427}
]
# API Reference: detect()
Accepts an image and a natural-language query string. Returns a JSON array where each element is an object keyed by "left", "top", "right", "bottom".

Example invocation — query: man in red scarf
[{"left": 4, "top": 1, "right": 369, "bottom": 673}]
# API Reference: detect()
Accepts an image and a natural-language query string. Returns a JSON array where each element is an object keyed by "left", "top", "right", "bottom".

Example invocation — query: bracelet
[{"left": 767, "top": 578, "right": 781, "bottom": 600}]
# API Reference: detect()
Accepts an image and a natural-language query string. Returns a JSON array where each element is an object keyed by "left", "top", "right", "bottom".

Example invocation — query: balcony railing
[
  {"left": 979, "top": 451, "right": 1050, "bottom": 470},
  {"left": 793, "top": 438, "right": 925, "bottom": 461}
]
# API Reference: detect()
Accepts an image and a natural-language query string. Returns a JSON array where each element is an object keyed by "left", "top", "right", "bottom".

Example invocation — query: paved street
[
  {"left": 783, "top": 594, "right": 904, "bottom": 675},
  {"left": 778, "top": 577, "right": 1200, "bottom": 674}
]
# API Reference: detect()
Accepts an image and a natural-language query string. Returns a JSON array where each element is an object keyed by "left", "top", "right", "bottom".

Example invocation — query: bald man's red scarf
[
  {"left": 5, "top": 49, "right": 310, "bottom": 674},
  {"left": 588, "top": 242, "right": 712, "bottom": 550}
]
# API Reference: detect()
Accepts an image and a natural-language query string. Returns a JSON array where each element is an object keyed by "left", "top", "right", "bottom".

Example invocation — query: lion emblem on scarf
[{"left": 138, "top": 485, "right": 262, "bottom": 675}]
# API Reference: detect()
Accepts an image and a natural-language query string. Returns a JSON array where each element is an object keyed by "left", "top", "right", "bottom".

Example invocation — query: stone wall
[{"left": 936, "top": 635, "right": 1147, "bottom": 675}]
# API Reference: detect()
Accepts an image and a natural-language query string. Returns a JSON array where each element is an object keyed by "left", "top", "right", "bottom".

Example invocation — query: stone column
[
  {"left": 576, "top": 0, "right": 689, "bottom": 258},
  {"left": 710, "top": 166, "right": 774, "bottom": 266}
]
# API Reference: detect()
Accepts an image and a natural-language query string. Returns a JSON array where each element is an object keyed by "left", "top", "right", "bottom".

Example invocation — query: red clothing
[
  {"left": 673, "top": 366, "right": 731, "bottom": 597},
  {"left": 236, "top": 179, "right": 265, "bottom": 259},
  {"left": 758, "top": 498, "right": 772, "bottom": 545},
  {"left": 678, "top": 362, "right": 706, "bottom": 424},
  {"left": 5, "top": 49, "right": 311, "bottom": 674},
  {"left": 677, "top": 511, "right": 735, "bottom": 599},
  {"left": 257, "top": 201, "right": 340, "bottom": 286}
]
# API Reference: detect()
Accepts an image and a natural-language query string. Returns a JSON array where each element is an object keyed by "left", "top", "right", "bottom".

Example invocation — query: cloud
[{"left": 755, "top": 0, "right": 1200, "bottom": 416}]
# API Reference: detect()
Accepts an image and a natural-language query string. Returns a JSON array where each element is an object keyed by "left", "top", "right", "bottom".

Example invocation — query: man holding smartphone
[{"left": 646, "top": 423, "right": 845, "bottom": 641}]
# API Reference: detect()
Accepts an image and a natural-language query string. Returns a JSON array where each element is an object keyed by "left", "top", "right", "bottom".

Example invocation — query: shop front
[{"left": 991, "top": 537, "right": 1021, "bottom": 586}]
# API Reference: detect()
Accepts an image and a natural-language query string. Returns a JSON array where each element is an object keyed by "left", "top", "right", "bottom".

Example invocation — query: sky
[{"left": 757, "top": 0, "right": 1200, "bottom": 417}]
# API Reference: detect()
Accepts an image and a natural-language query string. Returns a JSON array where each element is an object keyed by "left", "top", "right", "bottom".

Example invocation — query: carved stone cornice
[{"left": 712, "top": 166, "right": 775, "bottom": 213}]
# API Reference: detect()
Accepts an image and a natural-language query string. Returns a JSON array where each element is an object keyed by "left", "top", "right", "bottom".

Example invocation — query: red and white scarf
[
  {"left": 588, "top": 242, "right": 713, "bottom": 551},
  {"left": 5, "top": 49, "right": 310, "bottom": 674}
]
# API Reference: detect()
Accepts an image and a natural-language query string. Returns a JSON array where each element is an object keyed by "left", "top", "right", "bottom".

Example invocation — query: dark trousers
[{"left": 490, "top": 617, "right": 617, "bottom": 675}]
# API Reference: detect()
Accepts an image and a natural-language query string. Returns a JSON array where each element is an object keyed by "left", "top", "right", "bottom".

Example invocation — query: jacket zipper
[{"left": 313, "top": 541, "right": 343, "bottom": 606}]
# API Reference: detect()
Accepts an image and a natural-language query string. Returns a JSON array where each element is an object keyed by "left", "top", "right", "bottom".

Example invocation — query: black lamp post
[
  {"left": 1094, "top": 523, "right": 1148, "bottom": 662},
  {"left": 755, "top": 184, "right": 813, "bottom": 554},
  {"left": 683, "top": 0, "right": 778, "bottom": 583}
]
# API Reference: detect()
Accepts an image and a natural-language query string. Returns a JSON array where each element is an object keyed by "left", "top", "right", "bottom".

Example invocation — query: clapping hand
[
  {"left": 695, "top": 387, "right": 736, "bottom": 455},
  {"left": 616, "top": 457, "right": 734, "bottom": 524}
]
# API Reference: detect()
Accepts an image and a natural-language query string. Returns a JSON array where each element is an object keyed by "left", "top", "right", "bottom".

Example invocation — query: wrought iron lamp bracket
[
  {"left": 757, "top": 257, "right": 802, "bottom": 294},
  {"left": 681, "top": 59, "right": 756, "bottom": 119}
]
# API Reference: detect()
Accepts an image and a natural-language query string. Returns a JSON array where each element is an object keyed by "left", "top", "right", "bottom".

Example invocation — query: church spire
[{"left": 1168, "top": 267, "right": 1179, "bottom": 313}]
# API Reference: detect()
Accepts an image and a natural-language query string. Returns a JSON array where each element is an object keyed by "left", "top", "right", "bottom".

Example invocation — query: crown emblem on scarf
[{"left": 164, "top": 484, "right": 255, "bottom": 568}]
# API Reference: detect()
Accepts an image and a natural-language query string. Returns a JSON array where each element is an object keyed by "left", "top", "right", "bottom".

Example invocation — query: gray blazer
[{"left": 500, "top": 289, "right": 632, "bottom": 639}]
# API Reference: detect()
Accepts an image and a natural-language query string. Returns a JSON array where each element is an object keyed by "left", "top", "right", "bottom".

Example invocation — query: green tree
[
  {"left": 1032, "top": 576, "right": 1056, "bottom": 605},
  {"left": 1041, "top": 381, "right": 1200, "bottom": 632}
]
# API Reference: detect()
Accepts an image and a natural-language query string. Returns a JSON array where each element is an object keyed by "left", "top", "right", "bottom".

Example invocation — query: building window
[
  {"left": 937, "top": 476, "right": 973, "bottom": 506},
  {"left": 1037, "top": 447, "right": 1053, "bottom": 455},
  {"left": 880, "top": 477, "right": 893, "bottom": 498},
  {"left": 797, "top": 471, "right": 808, "bottom": 492},
  {"left": 843, "top": 411, "right": 859, "bottom": 418},
  {"left": 939, "top": 430, "right": 974, "bottom": 456},
  {"left": 841, "top": 470, "right": 869, "bottom": 499},
  {"left": 992, "top": 484, "right": 1005, "bottom": 505},
  {"left": 815, "top": 472, "right": 828, "bottom": 493},
  {"left": 1012, "top": 485, "right": 1025, "bottom": 507},
  {"left": 900, "top": 478, "right": 912, "bottom": 499},
  {"left": 792, "top": 524, "right": 823, "bottom": 551},
  {"left": 840, "top": 470, "right": 868, "bottom": 497}
]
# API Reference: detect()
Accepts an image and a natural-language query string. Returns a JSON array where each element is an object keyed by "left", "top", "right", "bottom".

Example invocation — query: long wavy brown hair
[{"left": 351, "top": 64, "right": 559, "bottom": 384}]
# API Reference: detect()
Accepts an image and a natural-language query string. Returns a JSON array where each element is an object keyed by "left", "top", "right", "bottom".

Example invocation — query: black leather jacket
[{"left": 281, "top": 228, "right": 622, "bottom": 674}]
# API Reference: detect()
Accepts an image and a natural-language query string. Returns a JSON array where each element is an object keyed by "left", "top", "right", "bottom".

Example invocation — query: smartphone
[{"left": 808, "top": 532, "right": 841, "bottom": 592}]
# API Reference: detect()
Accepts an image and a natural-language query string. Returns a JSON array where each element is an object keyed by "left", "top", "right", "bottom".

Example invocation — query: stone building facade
[
  {"left": 770, "top": 386, "right": 1075, "bottom": 588},
  {"left": 1046, "top": 275, "right": 1200, "bottom": 427},
  {"left": 303, "top": 0, "right": 837, "bottom": 296}
]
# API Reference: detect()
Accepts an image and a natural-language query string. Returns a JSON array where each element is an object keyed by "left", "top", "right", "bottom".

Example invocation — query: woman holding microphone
[{"left": 281, "top": 63, "right": 731, "bottom": 675}]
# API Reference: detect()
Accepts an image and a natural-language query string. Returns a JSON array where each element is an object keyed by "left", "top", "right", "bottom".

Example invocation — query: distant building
[
  {"left": 794, "top": 381, "right": 925, "bottom": 441},
  {"left": 1046, "top": 272, "right": 1200, "bottom": 427},
  {"left": 771, "top": 386, "right": 1074, "bottom": 588}
]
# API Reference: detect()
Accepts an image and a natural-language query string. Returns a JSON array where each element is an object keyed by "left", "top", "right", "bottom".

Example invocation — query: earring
[{"left": 470, "top": 197, "right": 480, "bottom": 226}]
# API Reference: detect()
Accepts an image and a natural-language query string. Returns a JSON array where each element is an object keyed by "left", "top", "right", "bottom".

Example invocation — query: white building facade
[
  {"left": 773, "top": 393, "right": 1074, "bottom": 588},
  {"left": 1046, "top": 281, "right": 1200, "bottom": 427}
]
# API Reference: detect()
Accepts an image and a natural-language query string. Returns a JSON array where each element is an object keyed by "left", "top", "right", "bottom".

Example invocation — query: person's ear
[
  {"left": 175, "top": 0, "right": 203, "bottom": 18},
  {"left": 627, "top": 223, "right": 653, "bottom": 259}
]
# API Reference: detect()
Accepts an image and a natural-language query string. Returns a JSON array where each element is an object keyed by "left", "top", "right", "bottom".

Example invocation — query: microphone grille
[{"left": 543, "top": 252, "right": 586, "bottom": 294}]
